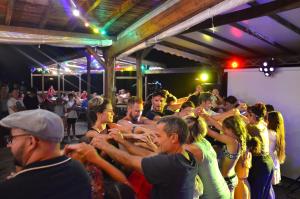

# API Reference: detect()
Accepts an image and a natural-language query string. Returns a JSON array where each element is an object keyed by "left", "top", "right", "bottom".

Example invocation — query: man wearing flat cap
[{"left": 0, "top": 109, "right": 91, "bottom": 199}]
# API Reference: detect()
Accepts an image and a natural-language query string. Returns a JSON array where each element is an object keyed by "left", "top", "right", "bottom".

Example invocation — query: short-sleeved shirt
[
  {"left": 0, "top": 155, "right": 92, "bottom": 199},
  {"left": 65, "top": 100, "right": 78, "bottom": 118},
  {"left": 141, "top": 151, "right": 197, "bottom": 199},
  {"left": 7, "top": 97, "right": 24, "bottom": 115}
]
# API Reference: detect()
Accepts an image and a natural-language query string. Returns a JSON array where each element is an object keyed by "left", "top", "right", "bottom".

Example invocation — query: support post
[
  {"left": 78, "top": 74, "right": 82, "bottom": 94},
  {"left": 30, "top": 73, "right": 33, "bottom": 88},
  {"left": 86, "top": 54, "right": 91, "bottom": 97},
  {"left": 57, "top": 64, "right": 61, "bottom": 95},
  {"left": 62, "top": 75, "right": 65, "bottom": 93},
  {"left": 144, "top": 75, "right": 148, "bottom": 101},
  {"left": 135, "top": 52, "right": 143, "bottom": 99},
  {"left": 103, "top": 48, "right": 116, "bottom": 103},
  {"left": 102, "top": 71, "right": 105, "bottom": 96},
  {"left": 42, "top": 73, "right": 45, "bottom": 94}
]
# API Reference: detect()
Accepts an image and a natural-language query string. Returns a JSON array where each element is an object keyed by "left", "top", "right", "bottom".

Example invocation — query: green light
[
  {"left": 100, "top": 29, "right": 106, "bottom": 35},
  {"left": 200, "top": 73, "right": 209, "bottom": 82}
]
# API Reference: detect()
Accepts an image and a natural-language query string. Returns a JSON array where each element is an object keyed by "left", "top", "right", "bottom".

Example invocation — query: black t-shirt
[
  {"left": 0, "top": 155, "right": 91, "bottom": 199},
  {"left": 141, "top": 151, "right": 197, "bottom": 199},
  {"left": 145, "top": 110, "right": 165, "bottom": 120},
  {"left": 23, "top": 95, "right": 39, "bottom": 110}
]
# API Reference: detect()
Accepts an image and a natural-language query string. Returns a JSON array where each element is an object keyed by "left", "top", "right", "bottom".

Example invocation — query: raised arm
[
  {"left": 109, "top": 129, "right": 156, "bottom": 157},
  {"left": 207, "top": 128, "right": 233, "bottom": 145},
  {"left": 91, "top": 136, "right": 144, "bottom": 173},
  {"left": 64, "top": 143, "right": 129, "bottom": 185},
  {"left": 211, "top": 108, "right": 239, "bottom": 122}
]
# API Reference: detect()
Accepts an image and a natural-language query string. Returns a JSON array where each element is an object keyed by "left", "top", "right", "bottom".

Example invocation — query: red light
[
  {"left": 231, "top": 61, "right": 239, "bottom": 68},
  {"left": 227, "top": 58, "right": 243, "bottom": 69}
]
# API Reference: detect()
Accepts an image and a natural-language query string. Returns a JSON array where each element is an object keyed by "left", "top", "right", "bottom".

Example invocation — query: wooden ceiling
[
  {"left": 1, "top": 0, "right": 299, "bottom": 69},
  {"left": 0, "top": 0, "right": 167, "bottom": 35}
]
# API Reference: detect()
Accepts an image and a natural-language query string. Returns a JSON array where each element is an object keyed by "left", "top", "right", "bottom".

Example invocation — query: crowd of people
[{"left": 0, "top": 83, "right": 286, "bottom": 199}]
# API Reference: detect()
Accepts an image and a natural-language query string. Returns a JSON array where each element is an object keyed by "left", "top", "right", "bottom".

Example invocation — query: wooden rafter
[
  {"left": 68, "top": 0, "right": 103, "bottom": 31},
  {"left": 5, "top": 0, "right": 15, "bottom": 25},
  {"left": 269, "top": 14, "right": 300, "bottom": 36},
  {"left": 86, "top": 46, "right": 106, "bottom": 69},
  {"left": 248, "top": 1, "right": 300, "bottom": 36},
  {"left": 200, "top": 30, "right": 265, "bottom": 56},
  {"left": 39, "top": 0, "right": 55, "bottom": 28},
  {"left": 141, "top": 46, "right": 154, "bottom": 59},
  {"left": 106, "top": 0, "right": 223, "bottom": 58},
  {"left": 231, "top": 23, "right": 297, "bottom": 54},
  {"left": 102, "top": 0, "right": 140, "bottom": 31},
  {"left": 176, "top": 35, "right": 232, "bottom": 56},
  {"left": 0, "top": 25, "right": 107, "bottom": 39},
  {"left": 87, "top": 0, "right": 102, "bottom": 13},
  {"left": 183, "top": 0, "right": 300, "bottom": 34},
  {"left": 0, "top": 25, "right": 111, "bottom": 46},
  {"left": 160, "top": 41, "right": 221, "bottom": 61}
]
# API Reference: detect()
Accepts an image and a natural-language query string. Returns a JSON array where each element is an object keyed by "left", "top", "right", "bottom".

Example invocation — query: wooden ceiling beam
[
  {"left": 0, "top": 25, "right": 107, "bottom": 39},
  {"left": 5, "top": 0, "right": 15, "bottom": 25},
  {"left": 183, "top": 0, "right": 300, "bottom": 34},
  {"left": 231, "top": 23, "right": 297, "bottom": 54},
  {"left": 106, "top": 0, "right": 223, "bottom": 58},
  {"left": 269, "top": 14, "right": 300, "bottom": 36},
  {"left": 248, "top": 1, "right": 300, "bottom": 36},
  {"left": 176, "top": 35, "right": 232, "bottom": 56},
  {"left": 87, "top": 0, "right": 102, "bottom": 13},
  {"left": 199, "top": 30, "right": 265, "bottom": 56},
  {"left": 86, "top": 46, "right": 106, "bottom": 68},
  {"left": 102, "top": 0, "right": 141, "bottom": 31},
  {"left": 0, "top": 25, "right": 112, "bottom": 46},
  {"left": 39, "top": 0, "right": 55, "bottom": 28}
]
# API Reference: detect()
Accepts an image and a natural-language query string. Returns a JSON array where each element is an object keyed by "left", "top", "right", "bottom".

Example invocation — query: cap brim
[{"left": 0, "top": 120, "right": 13, "bottom": 129}]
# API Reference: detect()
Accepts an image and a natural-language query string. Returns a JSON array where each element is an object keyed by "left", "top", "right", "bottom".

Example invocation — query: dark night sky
[
  {"left": 0, "top": 44, "right": 84, "bottom": 88},
  {"left": 0, "top": 45, "right": 220, "bottom": 97}
]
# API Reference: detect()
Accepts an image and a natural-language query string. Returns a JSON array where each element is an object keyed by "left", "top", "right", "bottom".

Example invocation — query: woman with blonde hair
[
  {"left": 246, "top": 104, "right": 274, "bottom": 199},
  {"left": 268, "top": 111, "right": 286, "bottom": 185},
  {"left": 184, "top": 116, "right": 230, "bottom": 199},
  {"left": 201, "top": 114, "right": 247, "bottom": 198}
]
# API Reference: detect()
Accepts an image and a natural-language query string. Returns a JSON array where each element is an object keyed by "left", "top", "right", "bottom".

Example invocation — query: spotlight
[
  {"left": 263, "top": 62, "right": 268, "bottom": 67},
  {"left": 231, "top": 61, "right": 239, "bottom": 68},
  {"left": 227, "top": 58, "right": 243, "bottom": 69},
  {"left": 84, "top": 22, "right": 90, "bottom": 27},
  {"left": 260, "top": 58, "right": 276, "bottom": 77},
  {"left": 200, "top": 73, "right": 209, "bottom": 82},
  {"left": 30, "top": 67, "right": 36, "bottom": 73},
  {"left": 93, "top": 28, "right": 99, "bottom": 34},
  {"left": 101, "top": 29, "right": 107, "bottom": 35},
  {"left": 72, "top": 9, "right": 80, "bottom": 17}
]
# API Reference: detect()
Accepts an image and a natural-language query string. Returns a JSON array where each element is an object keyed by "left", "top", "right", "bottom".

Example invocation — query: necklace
[
  {"left": 11, "top": 157, "right": 71, "bottom": 178},
  {"left": 92, "top": 126, "right": 104, "bottom": 134}
]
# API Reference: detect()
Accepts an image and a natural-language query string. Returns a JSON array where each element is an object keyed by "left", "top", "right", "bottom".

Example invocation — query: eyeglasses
[{"left": 6, "top": 134, "right": 30, "bottom": 144}]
